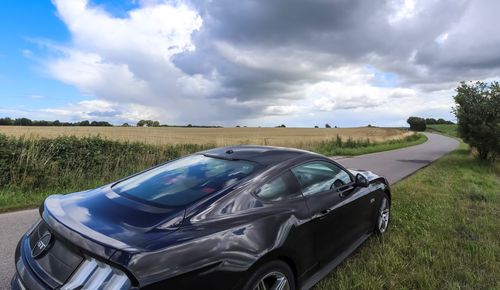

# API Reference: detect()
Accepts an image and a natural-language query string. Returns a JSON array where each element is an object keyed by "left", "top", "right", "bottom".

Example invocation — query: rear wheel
[
  {"left": 375, "top": 193, "right": 390, "bottom": 234},
  {"left": 244, "top": 260, "right": 295, "bottom": 290}
]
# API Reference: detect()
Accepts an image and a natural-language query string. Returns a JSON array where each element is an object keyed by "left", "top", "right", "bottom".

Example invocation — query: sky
[{"left": 1, "top": 0, "right": 499, "bottom": 127}]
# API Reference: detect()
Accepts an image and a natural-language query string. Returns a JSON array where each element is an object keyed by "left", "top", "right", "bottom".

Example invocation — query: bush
[
  {"left": 407, "top": 116, "right": 426, "bottom": 131},
  {"left": 453, "top": 81, "right": 500, "bottom": 161},
  {"left": 0, "top": 134, "right": 212, "bottom": 192}
]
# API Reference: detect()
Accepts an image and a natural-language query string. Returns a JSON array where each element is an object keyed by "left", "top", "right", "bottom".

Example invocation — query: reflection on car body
[{"left": 12, "top": 145, "right": 391, "bottom": 290}]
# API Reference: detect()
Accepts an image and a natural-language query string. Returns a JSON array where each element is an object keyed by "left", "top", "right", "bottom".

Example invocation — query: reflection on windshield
[{"left": 112, "top": 154, "right": 257, "bottom": 207}]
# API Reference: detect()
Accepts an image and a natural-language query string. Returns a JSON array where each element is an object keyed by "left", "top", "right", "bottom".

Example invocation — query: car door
[
  {"left": 290, "top": 160, "right": 363, "bottom": 266},
  {"left": 254, "top": 170, "right": 319, "bottom": 278}
]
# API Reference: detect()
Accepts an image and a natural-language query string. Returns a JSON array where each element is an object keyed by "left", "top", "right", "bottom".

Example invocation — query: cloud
[
  {"left": 35, "top": 0, "right": 500, "bottom": 126},
  {"left": 30, "top": 95, "right": 45, "bottom": 99},
  {"left": 40, "top": 99, "right": 163, "bottom": 123}
]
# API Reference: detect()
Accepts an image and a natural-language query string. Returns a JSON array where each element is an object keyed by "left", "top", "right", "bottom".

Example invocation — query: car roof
[{"left": 200, "top": 145, "right": 319, "bottom": 166}]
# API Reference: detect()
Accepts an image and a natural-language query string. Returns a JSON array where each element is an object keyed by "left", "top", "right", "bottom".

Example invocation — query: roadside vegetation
[
  {"left": 316, "top": 143, "right": 500, "bottom": 289},
  {"left": 427, "top": 124, "right": 458, "bottom": 138},
  {"left": 0, "top": 132, "right": 425, "bottom": 212},
  {"left": 453, "top": 81, "right": 499, "bottom": 161},
  {"left": 310, "top": 133, "right": 426, "bottom": 156}
]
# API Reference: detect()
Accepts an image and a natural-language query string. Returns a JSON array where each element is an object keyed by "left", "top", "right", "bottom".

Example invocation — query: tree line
[
  {"left": 406, "top": 117, "right": 455, "bottom": 131},
  {"left": 0, "top": 117, "right": 112, "bottom": 127}
]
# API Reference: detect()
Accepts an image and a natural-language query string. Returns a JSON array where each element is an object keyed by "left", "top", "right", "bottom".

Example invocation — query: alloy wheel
[
  {"left": 253, "top": 271, "right": 290, "bottom": 290},
  {"left": 378, "top": 197, "right": 390, "bottom": 233}
]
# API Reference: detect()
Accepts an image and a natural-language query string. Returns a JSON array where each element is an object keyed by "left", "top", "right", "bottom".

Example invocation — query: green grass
[
  {"left": 0, "top": 132, "right": 426, "bottom": 212},
  {"left": 316, "top": 143, "right": 500, "bottom": 290},
  {"left": 427, "top": 124, "right": 459, "bottom": 138},
  {"left": 311, "top": 133, "right": 427, "bottom": 156}
]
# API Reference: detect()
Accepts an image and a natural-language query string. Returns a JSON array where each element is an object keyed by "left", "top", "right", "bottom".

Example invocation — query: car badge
[{"left": 31, "top": 232, "right": 52, "bottom": 259}]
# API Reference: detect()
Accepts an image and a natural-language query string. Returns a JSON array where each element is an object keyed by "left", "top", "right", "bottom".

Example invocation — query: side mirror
[{"left": 355, "top": 173, "right": 369, "bottom": 187}]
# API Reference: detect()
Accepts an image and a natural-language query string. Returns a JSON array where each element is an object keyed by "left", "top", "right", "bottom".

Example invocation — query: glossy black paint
[{"left": 13, "top": 146, "right": 390, "bottom": 290}]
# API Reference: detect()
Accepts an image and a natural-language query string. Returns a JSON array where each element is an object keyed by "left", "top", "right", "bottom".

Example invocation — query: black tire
[
  {"left": 375, "top": 193, "right": 390, "bottom": 234},
  {"left": 243, "top": 260, "right": 295, "bottom": 290}
]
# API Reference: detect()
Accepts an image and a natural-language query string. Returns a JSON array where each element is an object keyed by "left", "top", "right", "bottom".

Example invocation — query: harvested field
[{"left": 0, "top": 126, "right": 411, "bottom": 147}]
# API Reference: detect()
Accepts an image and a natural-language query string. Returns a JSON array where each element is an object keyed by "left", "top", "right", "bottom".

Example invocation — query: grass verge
[
  {"left": 427, "top": 124, "right": 458, "bottom": 138},
  {"left": 311, "top": 133, "right": 427, "bottom": 156},
  {"left": 316, "top": 143, "right": 500, "bottom": 289}
]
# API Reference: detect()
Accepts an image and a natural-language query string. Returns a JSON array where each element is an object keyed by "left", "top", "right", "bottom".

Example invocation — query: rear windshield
[{"left": 112, "top": 154, "right": 258, "bottom": 207}]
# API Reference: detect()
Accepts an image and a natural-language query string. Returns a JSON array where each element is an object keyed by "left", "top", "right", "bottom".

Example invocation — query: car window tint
[
  {"left": 256, "top": 172, "right": 300, "bottom": 201},
  {"left": 113, "top": 154, "right": 258, "bottom": 207},
  {"left": 291, "top": 161, "right": 351, "bottom": 196}
]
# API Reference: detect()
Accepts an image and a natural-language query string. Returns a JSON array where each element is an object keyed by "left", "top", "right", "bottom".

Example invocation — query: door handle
[{"left": 318, "top": 208, "right": 332, "bottom": 217}]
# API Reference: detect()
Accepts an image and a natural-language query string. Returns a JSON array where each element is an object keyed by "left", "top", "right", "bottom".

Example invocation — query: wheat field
[{"left": 0, "top": 126, "right": 410, "bottom": 147}]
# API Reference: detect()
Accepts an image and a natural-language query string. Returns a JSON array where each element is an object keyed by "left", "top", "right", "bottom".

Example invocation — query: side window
[
  {"left": 291, "top": 161, "right": 352, "bottom": 196},
  {"left": 255, "top": 172, "right": 300, "bottom": 201}
]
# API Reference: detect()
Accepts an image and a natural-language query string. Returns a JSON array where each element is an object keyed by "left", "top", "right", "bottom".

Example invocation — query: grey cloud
[
  {"left": 43, "top": 0, "right": 500, "bottom": 125},
  {"left": 87, "top": 110, "right": 122, "bottom": 117},
  {"left": 173, "top": 0, "right": 491, "bottom": 109}
]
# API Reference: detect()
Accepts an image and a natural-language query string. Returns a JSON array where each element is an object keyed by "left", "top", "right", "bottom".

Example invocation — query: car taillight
[{"left": 60, "top": 257, "right": 131, "bottom": 290}]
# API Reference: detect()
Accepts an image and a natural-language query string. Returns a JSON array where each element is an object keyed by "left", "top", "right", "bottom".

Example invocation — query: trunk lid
[{"left": 42, "top": 185, "right": 185, "bottom": 253}]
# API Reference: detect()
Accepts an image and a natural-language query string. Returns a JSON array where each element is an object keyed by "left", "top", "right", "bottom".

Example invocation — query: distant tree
[
  {"left": 314, "top": 125, "right": 319, "bottom": 128},
  {"left": 53, "top": 120, "right": 61, "bottom": 126},
  {"left": 152, "top": 121, "right": 160, "bottom": 127},
  {"left": 121, "top": 123, "right": 130, "bottom": 127},
  {"left": 14, "top": 118, "right": 32, "bottom": 126},
  {"left": 453, "top": 81, "right": 500, "bottom": 161},
  {"left": 334, "top": 125, "right": 337, "bottom": 128},
  {"left": 79, "top": 120, "right": 90, "bottom": 126},
  {"left": 0, "top": 117, "right": 13, "bottom": 125},
  {"left": 187, "top": 124, "right": 193, "bottom": 127},
  {"left": 425, "top": 118, "right": 454, "bottom": 125},
  {"left": 275, "top": 124, "right": 286, "bottom": 128},
  {"left": 235, "top": 125, "right": 240, "bottom": 128},
  {"left": 33, "top": 120, "right": 51, "bottom": 126},
  {"left": 367, "top": 124, "right": 373, "bottom": 127},
  {"left": 90, "top": 121, "right": 112, "bottom": 126},
  {"left": 407, "top": 116, "right": 426, "bottom": 131},
  {"left": 137, "top": 120, "right": 146, "bottom": 127},
  {"left": 425, "top": 118, "right": 438, "bottom": 125},
  {"left": 325, "top": 123, "right": 331, "bottom": 128}
]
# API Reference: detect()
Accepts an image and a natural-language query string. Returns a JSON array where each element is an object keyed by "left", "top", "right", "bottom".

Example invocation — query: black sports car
[{"left": 12, "top": 146, "right": 391, "bottom": 290}]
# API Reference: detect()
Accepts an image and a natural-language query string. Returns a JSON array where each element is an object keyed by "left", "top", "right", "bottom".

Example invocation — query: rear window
[{"left": 113, "top": 154, "right": 258, "bottom": 207}]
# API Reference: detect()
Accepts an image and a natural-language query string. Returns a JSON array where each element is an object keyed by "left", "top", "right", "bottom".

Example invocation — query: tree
[
  {"left": 453, "top": 81, "right": 500, "bottom": 161},
  {"left": 425, "top": 118, "right": 437, "bottom": 124},
  {"left": 14, "top": 118, "right": 32, "bottom": 126},
  {"left": 121, "top": 123, "right": 130, "bottom": 127},
  {"left": 406, "top": 116, "right": 426, "bottom": 131},
  {"left": 137, "top": 120, "right": 146, "bottom": 127},
  {"left": 314, "top": 125, "right": 319, "bottom": 128},
  {"left": 325, "top": 123, "right": 331, "bottom": 128},
  {"left": 0, "top": 117, "right": 13, "bottom": 125}
]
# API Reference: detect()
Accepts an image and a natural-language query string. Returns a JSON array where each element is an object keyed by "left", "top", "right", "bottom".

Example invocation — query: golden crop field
[{"left": 0, "top": 126, "right": 411, "bottom": 147}]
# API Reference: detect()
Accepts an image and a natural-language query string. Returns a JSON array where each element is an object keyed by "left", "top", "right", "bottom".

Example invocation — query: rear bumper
[
  {"left": 10, "top": 274, "right": 23, "bottom": 290},
  {"left": 13, "top": 235, "right": 50, "bottom": 290}
]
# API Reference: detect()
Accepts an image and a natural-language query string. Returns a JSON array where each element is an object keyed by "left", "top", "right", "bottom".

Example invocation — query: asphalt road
[
  {"left": 335, "top": 132, "right": 459, "bottom": 184},
  {"left": 0, "top": 132, "right": 458, "bottom": 288}
]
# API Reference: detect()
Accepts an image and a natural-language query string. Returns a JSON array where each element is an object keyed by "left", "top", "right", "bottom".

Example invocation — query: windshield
[{"left": 112, "top": 154, "right": 258, "bottom": 207}]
